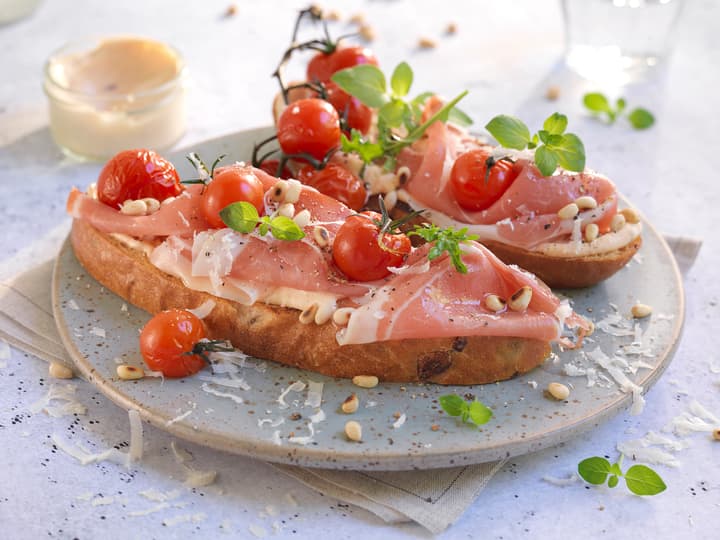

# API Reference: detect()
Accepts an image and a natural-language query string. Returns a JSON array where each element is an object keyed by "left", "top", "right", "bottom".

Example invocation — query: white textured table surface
[{"left": 1, "top": 0, "right": 719, "bottom": 538}]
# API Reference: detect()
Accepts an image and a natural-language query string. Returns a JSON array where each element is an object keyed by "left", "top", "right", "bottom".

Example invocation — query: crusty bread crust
[{"left": 70, "top": 219, "right": 551, "bottom": 384}]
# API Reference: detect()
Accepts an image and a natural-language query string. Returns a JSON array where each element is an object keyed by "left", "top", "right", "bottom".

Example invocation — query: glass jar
[{"left": 43, "top": 36, "right": 187, "bottom": 161}]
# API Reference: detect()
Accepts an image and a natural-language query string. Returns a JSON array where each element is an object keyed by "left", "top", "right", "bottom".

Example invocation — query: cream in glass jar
[{"left": 44, "top": 36, "right": 187, "bottom": 161}]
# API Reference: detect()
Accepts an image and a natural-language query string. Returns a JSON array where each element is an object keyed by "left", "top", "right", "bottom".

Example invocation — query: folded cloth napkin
[{"left": 0, "top": 226, "right": 702, "bottom": 534}]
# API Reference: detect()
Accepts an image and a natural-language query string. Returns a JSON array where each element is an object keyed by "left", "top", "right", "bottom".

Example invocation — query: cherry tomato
[
  {"left": 298, "top": 164, "right": 367, "bottom": 211},
  {"left": 201, "top": 167, "right": 265, "bottom": 229},
  {"left": 325, "top": 82, "right": 373, "bottom": 134},
  {"left": 276, "top": 98, "right": 341, "bottom": 161},
  {"left": 449, "top": 149, "right": 520, "bottom": 211},
  {"left": 139, "top": 309, "right": 208, "bottom": 378},
  {"left": 258, "top": 159, "right": 292, "bottom": 179},
  {"left": 307, "top": 46, "right": 379, "bottom": 82},
  {"left": 97, "top": 149, "right": 183, "bottom": 209},
  {"left": 332, "top": 211, "right": 411, "bottom": 281}
]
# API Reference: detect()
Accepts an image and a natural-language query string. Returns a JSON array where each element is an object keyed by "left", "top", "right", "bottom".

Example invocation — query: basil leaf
[
  {"left": 379, "top": 99, "right": 408, "bottom": 129},
  {"left": 269, "top": 216, "right": 305, "bottom": 240},
  {"left": 534, "top": 145, "right": 559, "bottom": 176},
  {"left": 583, "top": 92, "right": 612, "bottom": 113},
  {"left": 624, "top": 465, "right": 667, "bottom": 496},
  {"left": 448, "top": 106, "right": 473, "bottom": 127},
  {"left": 577, "top": 457, "right": 612, "bottom": 485},
  {"left": 553, "top": 133, "right": 586, "bottom": 172},
  {"left": 538, "top": 129, "right": 550, "bottom": 145},
  {"left": 220, "top": 201, "right": 259, "bottom": 233},
  {"left": 331, "top": 64, "right": 389, "bottom": 108},
  {"left": 340, "top": 131, "right": 385, "bottom": 164},
  {"left": 627, "top": 108, "right": 655, "bottom": 130},
  {"left": 467, "top": 400, "right": 493, "bottom": 425},
  {"left": 389, "top": 91, "right": 468, "bottom": 151},
  {"left": 616, "top": 97, "right": 627, "bottom": 115},
  {"left": 543, "top": 112, "right": 568, "bottom": 135},
  {"left": 439, "top": 394, "right": 466, "bottom": 417},
  {"left": 485, "top": 115, "right": 531, "bottom": 150},
  {"left": 390, "top": 61, "right": 413, "bottom": 98}
]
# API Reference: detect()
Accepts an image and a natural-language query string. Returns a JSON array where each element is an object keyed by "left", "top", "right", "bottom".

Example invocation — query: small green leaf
[
  {"left": 340, "top": 131, "right": 385, "bottom": 164},
  {"left": 543, "top": 112, "right": 568, "bottom": 135},
  {"left": 467, "top": 400, "right": 493, "bottom": 426},
  {"left": 220, "top": 202, "right": 260, "bottom": 233},
  {"left": 578, "top": 457, "right": 612, "bottom": 485},
  {"left": 616, "top": 97, "right": 627, "bottom": 115},
  {"left": 538, "top": 129, "right": 550, "bottom": 145},
  {"left": 379, "top": 99, "right": 408, "bottom": 129},
  {"left": 534, "top": 146, "right": 559, "bottom": 176},
  {"left": 608, "top": 475, "right": 619, "bottom": 488},
  {"left": 390, "top": 62, "right": 413, "bottom": 98},
  {"left": 448, "top": 106, "right": 473, "bottom": 127},
  {"left": 439, "top": 394, "right": 466, "bottom": 417},
  {"left": 627, "top": 108, "right": 655, "bottom": 130},
  {"left": 269, "top": 216, "right": 305, "bottom": 240},
  {"left": 257, "top": 220, "right": 270, "bottom": 236},
  {"left": 624, "top": 465, "right": 667, "bottom": 496},
  {"left": 485, "top": 115, "right": 532, "bottom": 150},
  {"left": 331, "top": 65, "right": 389, "bottom": 108},
  {"left": 609, "top": 462, "right": 623, "bottom": 477},
  {"left": 553, "top": 133, "right": 586, "bottom": 172},
  {"left": 583, "top": 92, "right": 612, "bottom": 113}
]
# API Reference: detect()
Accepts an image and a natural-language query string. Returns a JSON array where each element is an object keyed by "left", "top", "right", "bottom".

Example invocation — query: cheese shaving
[
  {"left": 258, "top": 417, "right": 285, "bottom": 428},
  {"left": 201, "top": 382, "right": 244, "bottom": 404},
  {"left": 277, "top": 381, "right": 306, "bottom": 409},
  {"left": 128, "top": 409, "right": 143, "bottom": 462},
  {"left": 664, "top": 400, "right": 720, "bottom": 436},
  {"left": 30, "top": 383, "right": 87, "bottom": 417},
  {"left": 170, "top": 441, "right": 217, "bottom": 487},
  {"left": 187, "top": 299, "right": 216, "bottom": 319},
  {"left": 249, "top": 524, "right": 268, "bottom": 538},
  {"left": 288, "top": 421, "right": 315, "bottom": 445},
  {"left": 163, "top": 512, "right": 206, "bottom": 527},
  {"left": 304, "top": 380, "right": 324, "bottom": 408},
  {"left": 68, "top": 299, "right": 80, "bottom": 310},
  {"left": 542, "top": 474, "right": 579, "bottom": 486},
  {"left": 91, "top": 496, "right": 117, "bottom": 506},
  {"left": 309, "top": 409, "right": 326, "bottom": 423},
  {"left": 89, "top": 326, "right": 106, "bottom": 338},
  {"left": 166, "top": 409, "right": 193, "bottom": 426},
  {"left": 393, "top": 413, "right": 407, "bottom": 429},
  {"left": 617, "top": 441, "right": 680, "bottom": 467},
  {"left": 139, "top": 488, "right": 181, "bottom": 502},
  {"left": 271, "top": 430, "right": 282, "bottom": 446},
  {"left": 128, "top": 502, "right": 171, "bottom": 516},
  {"left": 197, "top": 374, "right": 250, "bottom": 390}
]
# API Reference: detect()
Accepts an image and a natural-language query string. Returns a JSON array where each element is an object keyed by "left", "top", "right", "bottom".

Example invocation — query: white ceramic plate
[{"left": 52, "top": 128, "right": 684, "bottom": 470}]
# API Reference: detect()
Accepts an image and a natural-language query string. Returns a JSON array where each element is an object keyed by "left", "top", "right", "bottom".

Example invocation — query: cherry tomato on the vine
[
  {"left": 325, "top": 82, "right": 373, "bottom": 134},
  {"left": 298, "top": 164, "right": 367, "bottom": 211},
  {"left": 277, "top": 98, "right": 341, "bottom": 161},
  {"left": 139, "top": 309, "right": 208, "bottom": 378},
  {"left": 332, "top": 211, "right": 411, "bottom": 281},
  {"left": 97, "top": 149, "right": 183, "bottom": 209},
  {"left": 307, "top": 46, "right": 379, "bottom": 82},
  {"left": 449, "top": 149, "right": 520, "bottom": 211},
  {"left": 258, "top": 159, "right": 293, "bottom": 179},
  {"left": 201, "top": 167, "right": 265, "bottom": 229}
]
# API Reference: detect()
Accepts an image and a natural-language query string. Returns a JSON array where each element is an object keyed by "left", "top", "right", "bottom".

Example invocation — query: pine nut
[
  {"left": 620, "top": 208, "right": 640, "bottom": 224},
  {"left": 384, "top": 190, "right": 398, "bottom": 212},
  {"left": 341, "top": 393, "right": 359, "bottom": 414},
  {"left": 352, "top": 375, "right": 379, "bottom": 388},
  {"left": 324, "top": 9, "right": 341, "bottom": 21},
  {"left": 313, "top": 225, "right": 330, "bottom": 247},
  {"left": 359, "top": 24, "right": 376, "bottom": 42},
  {"left": 575, "top": 196, "right": 598, "bottom": 210},
  {"left": 49, "top": 361, "right": 73, "bottom": 379},
  {"left": 299, "top": 303, "right": 319, "bottom": 325},
  {"left": 332, "top": 307, "right": 354, "bottom": 326},
  {"left": 141, "top": 198, "right": 161, "bottom": 213},
  {"left": 120, "top": 199, "right": 148, "bottom": 216},
  {"left": 397, "top": 166, "right": 411, "bottom": 185},
  {"left": 349, "top": 13, "right": 365, "bottom": 25},
  {"left": 547, "top": 382, "right": 570, "bottom": 400},
  {"left": 278, "top": 203, "right": 295, "bottom": 218},
  {"left": 585, "top": 223, "right": 599, "bottom": 242},
  {"left": 557, "top": 203, "right": 579, "bottom": 220},
  {"left": 545, "top": 85, "right": 561, "bottom": 101},
  {"left": 293, "top": 209, "right": 311, "bottom": 229},
  {"left": 508, "top": 286, "right": 533, "bottom": 312},
  {"left": 418, "top": 37, "right": 437, "bottom": 49},
  {"left": 345, "top": 420, "right": 362, "bottom": 441},
  {"left": 712, "top": 428, "right": 720, "bottom": 441},
  {"left": 269, "top": 181, "right": 289, "bottom": 202},
  {"left": 284, "top": 180, "right": 303, "bottom": 204},
  {"left": 117, "top": 364, "right": 145, "bottom": 380},
  {"left": 611, "top": 213, "right": 626, "bottom": 232},
  {"left": 631, "top": 303, "right": 652, "bottom": 318},
  {"left": 484, "top": 294, "right": 506, "bottom": 312},
  {"left": 446, "top": 22, "right": 458, "bottom": 35}
]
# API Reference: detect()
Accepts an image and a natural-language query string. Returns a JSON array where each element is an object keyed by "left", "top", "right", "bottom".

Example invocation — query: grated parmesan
[
  {"left": 304, "top": 380, "right": 324, "bottom": 408},
  {"left": 542, "top": 474, "right": 579, "bottom": 486},
  {"left": 30, "top": 383, "right": 87, "bottom": 417},
  {"left": 392, "top": 413, "right": 407, "bottom": 429},
  {"left": 187, "top": 299, "right": 216, "bottom": 319},
  {"left": 201, "top": 382, "right": 244, "bottom": 404},
  {"left": 277, "top": 381, "right": 306, "bottom": 409}
]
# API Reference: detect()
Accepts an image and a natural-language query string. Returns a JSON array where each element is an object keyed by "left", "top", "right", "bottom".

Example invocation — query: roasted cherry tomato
[
  {"left": 97, "top": 149, "right": 183, "bottom": 209},
  {"left": 332, "top": 211, "right": 411, "bottom": 281},
  {"left": 276, "top": 98, "right": 341, "bottom": 161},
  {"left": 298, "top": 164, "right": 367, "bottom": 211},
  {"left": 201, "top": 167, "right": 265, "bottom": 229},
  {"left": 449, "top": 149, "right": 520, "bottom": 211},
  {"left": 307, "top": 46, "right": 379, "bottom": 82},
  {"left": 258, "top": 159, "right": 293, "bottom": 179},
  {"left": 139, "top": 309, "right": 208, "bottom": 378},
  {"left": 325, "top": 82, "right": 373, "bottom": 134}
]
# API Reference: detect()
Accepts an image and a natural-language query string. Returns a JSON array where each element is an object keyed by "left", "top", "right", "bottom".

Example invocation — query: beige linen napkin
[{"left": 0, "top": 227, "right": 702, "bottom": 534}]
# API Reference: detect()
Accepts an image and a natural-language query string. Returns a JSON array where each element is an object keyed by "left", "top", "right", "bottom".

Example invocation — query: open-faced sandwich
[
  {"left": 264, "top": 8, "right": 642, "bottom": 288},
  {"left": 66, "top": 149, "right": 591, "bottom": 384}
]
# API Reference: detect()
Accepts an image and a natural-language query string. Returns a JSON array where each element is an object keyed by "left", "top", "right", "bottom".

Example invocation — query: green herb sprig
[
  {"left": 439, "top": 394, "right": 493, "bottom": 427},
  {"left": 484, "top": 113, "right": 586, "bottom": 177},
  {"left": 409, "top": 224, "right": 478, "bottom": 274},
  {"left": 583, "top": 93, "right": 655, "bottom": 130},
  {"left": 577, "top": 455, "right": 666, "bottom": 496},
  {"left": 220, "top": 201, "right": 305, "bottom": 241},
  {"left": 331, "top": 62, "right": 470, "bottom": 168}
]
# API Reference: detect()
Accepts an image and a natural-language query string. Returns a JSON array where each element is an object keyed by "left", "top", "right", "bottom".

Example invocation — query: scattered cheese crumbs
[
  {"left": 139, "top": 488, "right": 182, "bottom": 502},
  {"left": 163, "top": 512, "right": 206, "bottom": 527},
  {"left": 121, "top": 303, "right": 128, "bottom": 312},
  {"left": 89, "top": 326, "right": 106, "bottom": 338},
  {"left": 664, "top": 400, "right": 720, "bottom": 436},
  {"left": 197, "top": 374, "right": 250, "bottom": 390},
  {"left": 277, "top": 381, "right": 306, "bottom": 409},
  {"left": 258, "top": 417, "right": 285, "bottom": 428},
  {"left": 128, "top": 409, "right": 143, "bottom": 462},
  {"left": 30, "top": 383, "right": 87, "bottom": 417},
  {"left": 617, "top": 440, "right": 680, "bottom": 468},
  {"left": 187, "top": 299, "right": 216, "bottom": 319},
  {"left": 128, "top": 502, "right": 170, "bottom": 517},
  {"left": 527, "top": 380, "right": 538, "bottom": 389},
  {"left": 249, "top": 524, "right": 268, "bottom": 538},
  {"left": 68, "top": 299, "right": 80, "bottom": 310},
  {"left": 171, "top": 441, "right": 218, "bottom": 487},
  {"left": 392, "top": 413, "right": 407, "bottom": 429},
  {"left": 201, "top": 382, "right": 244, "bottom": 404},
  {"left": 288, "top": 422, "right": 315, "bottom": 445},
  {"left": 365, "top": 401, "right": 378, "bottom": 408},
  {"left": 166, "top": 409, "right": 193, "bottom": 426},
  {"left": 309, "top": 409, "right": 326, "bottom": 423},
  {"left": 271, "top": 430, "right": 282, "bottom": 446},
  {"left": 542, "top": 474, "right": 579, "bottom": 486},
  {"left": 52, "top": 433, "right": 130, "bottom": 467},
  {"left": 305, "top": 380, "right": 324, "bottom": 408},
  {"left": 76, "top": 492, "right": 93, "bottom": 501},
  {"left": 709, "top": 362, "right": 720, "bottom": 374},
  {"left": 91, "top": 496, "right": 116, "bottom": 506}
]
